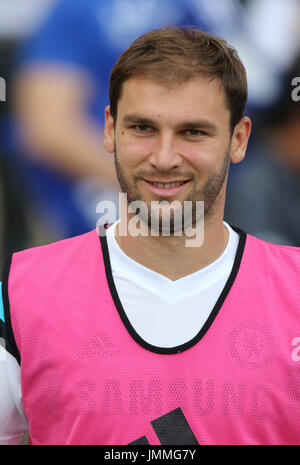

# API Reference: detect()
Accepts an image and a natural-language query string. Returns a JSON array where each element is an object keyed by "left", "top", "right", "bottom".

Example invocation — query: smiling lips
[{"left": 143, "top": 179, "right": 190, "bottom": 197}]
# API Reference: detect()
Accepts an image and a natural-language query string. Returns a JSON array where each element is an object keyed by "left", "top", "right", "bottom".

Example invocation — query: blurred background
[{"left": 0, "top": 0, "right": 300, "bottom": 273}]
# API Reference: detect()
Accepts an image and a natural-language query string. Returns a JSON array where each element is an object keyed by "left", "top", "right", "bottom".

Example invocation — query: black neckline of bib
[{"left": 99, "top": 224, "right": 247, "bottom": 355}]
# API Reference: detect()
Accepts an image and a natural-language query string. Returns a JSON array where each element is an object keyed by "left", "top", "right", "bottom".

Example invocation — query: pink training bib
[{"left": 3, "top": 226, "right": 300, "bottom": 444}]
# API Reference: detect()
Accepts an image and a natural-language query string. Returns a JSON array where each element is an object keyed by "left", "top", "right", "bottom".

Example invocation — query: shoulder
[
  {"left": 2, "top": 229, "right": 103, "bottom": 337},
  {"left": 247, "top": 232, "right": 300, "bottom": 253},
  {"left": 245, "top": 232, "right": 300, "bottom": 274},
  {"left": 7, "top": 229, "right": 100, "bottom": 281}
]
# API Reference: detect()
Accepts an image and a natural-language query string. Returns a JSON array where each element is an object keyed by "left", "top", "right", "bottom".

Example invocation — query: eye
[
  {"left": 132, "top": 125, "right": 153, "bottom": 133},
  {"left": 183, "top": 129, "right": 206, "bottom": 137}
]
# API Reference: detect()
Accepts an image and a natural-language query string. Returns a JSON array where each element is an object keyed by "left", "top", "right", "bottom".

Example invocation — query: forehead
[{"left": 117, "top": 76, "right": 230, "bottom": 125}]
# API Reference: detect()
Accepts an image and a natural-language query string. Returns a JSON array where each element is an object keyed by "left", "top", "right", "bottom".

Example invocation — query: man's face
[{"left": 105, "top": 76, "right": 245, "bottom": 232}]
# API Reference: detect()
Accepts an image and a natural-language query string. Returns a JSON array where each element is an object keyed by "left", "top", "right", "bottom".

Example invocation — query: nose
[{"left": 148, "top": 132, "right": 182, "bottom": 172}]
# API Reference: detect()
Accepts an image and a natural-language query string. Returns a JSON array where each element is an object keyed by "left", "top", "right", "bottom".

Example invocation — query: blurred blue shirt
[
  {"left": 19, "top": 0, "right": 204, "bottom": 125},
  {"left": 1, "top": 0, "right": 205, "bottom": 238}
]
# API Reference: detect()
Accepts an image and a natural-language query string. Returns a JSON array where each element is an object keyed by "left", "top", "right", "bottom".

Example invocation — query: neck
[{"left": 115, "top": 213, "right": 229, "bottom": 281}]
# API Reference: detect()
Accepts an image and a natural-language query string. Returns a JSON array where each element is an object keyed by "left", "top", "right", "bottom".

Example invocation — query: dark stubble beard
[{"left": 114, "top": 143, "right": 231, "bottom": 235}]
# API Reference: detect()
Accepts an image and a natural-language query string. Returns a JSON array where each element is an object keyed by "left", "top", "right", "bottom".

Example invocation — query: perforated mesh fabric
[{"left": 6, "top": 229, "right": 300, "bottom": 444}]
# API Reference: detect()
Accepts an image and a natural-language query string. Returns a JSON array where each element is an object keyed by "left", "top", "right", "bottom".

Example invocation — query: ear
[
  {"left": 104, "top": 105, "right": 115, "bottom": 153},
  {"left": 230, "top": 116, "right": 252, "bottom": 164}
]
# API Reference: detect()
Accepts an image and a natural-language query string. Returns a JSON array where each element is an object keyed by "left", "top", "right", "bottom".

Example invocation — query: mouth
[{"left": 142, "top": 179, "right": 190, "bottom": 197}]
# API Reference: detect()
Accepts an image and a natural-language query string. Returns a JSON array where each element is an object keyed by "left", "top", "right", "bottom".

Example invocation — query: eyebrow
[
  {"left": 123, "top": 115, "right": 156, "bottom": 127},
  {"left": 176, "top": 120, "right": 218, "bottom": 133},
  {"left": 122, "top": 114, "right": 218, "bottom": 133}
]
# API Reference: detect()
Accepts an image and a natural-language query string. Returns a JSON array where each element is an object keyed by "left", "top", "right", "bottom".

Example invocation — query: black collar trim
[
  {"left": 99, "top": 224, "right": 247, "bottom": 355},
  {"left": 1, "top": 254, "right": 21, "bottom": 364}
]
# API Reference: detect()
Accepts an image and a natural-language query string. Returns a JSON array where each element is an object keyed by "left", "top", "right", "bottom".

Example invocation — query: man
[{"left": 1, "top": 27, "right": 300, "bottom": 445}]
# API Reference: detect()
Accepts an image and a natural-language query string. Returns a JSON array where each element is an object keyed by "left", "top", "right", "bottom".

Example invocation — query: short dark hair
[{"left": 109, "top": 26, "right": 248, "bottom": 133}]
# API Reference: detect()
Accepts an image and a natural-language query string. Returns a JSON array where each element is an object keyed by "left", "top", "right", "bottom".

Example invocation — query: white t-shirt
[
  {"left": 0, "top": 221, "right": 240, "bottom": 444},
  {"left": 106, "top": 220, "right": 239, "bottom": 347}
]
